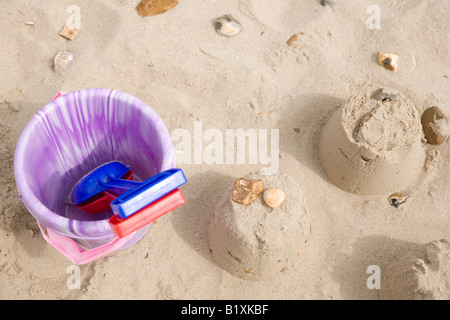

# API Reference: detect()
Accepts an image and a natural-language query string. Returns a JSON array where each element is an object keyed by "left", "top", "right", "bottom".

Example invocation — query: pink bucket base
[{"left": 38, "top": 222, "right": 137, "bottom": 264}]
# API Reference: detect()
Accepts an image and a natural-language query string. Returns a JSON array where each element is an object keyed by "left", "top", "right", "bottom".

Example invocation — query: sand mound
[
  {"left": 207, "top": 172, "right": 310, "bottom": 281},
  {"left": 380, "top": 239, "right": 450, "bottom": 300},
  {"left": 319, "top": 84, "right": 425, "bottom": 195}
]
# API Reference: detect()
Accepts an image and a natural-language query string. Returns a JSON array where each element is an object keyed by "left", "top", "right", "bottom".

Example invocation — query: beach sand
[{"left": 0, "top": 0, "right": 449, "bottom": 299}]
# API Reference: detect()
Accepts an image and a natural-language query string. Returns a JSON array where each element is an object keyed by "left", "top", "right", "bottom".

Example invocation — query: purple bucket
[{"left": 14, "top": 89, "right": 175, "bottom": 263}]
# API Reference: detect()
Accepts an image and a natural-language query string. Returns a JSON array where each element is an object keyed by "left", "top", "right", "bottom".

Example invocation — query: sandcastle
[
  {"left": 207, "top": 172, "right": 310, "bottom": 280},
  {"left": 318, "top": 85, "right": 425, "bottom": 195}
]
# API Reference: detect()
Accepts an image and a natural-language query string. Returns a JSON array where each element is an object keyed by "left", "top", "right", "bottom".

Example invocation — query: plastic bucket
[{"left": 14, "top": 89, "right": 175, "bottom": 264}]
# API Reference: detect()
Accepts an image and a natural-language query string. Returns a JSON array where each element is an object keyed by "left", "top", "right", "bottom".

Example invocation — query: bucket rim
[{"left": 14, "top": 88, "right": 176, "bottom": 239}]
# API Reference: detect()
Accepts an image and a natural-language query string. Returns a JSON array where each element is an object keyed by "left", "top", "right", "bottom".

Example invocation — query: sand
[
  {"left": 0, "top": 0, "right": 449, "bottom": 300},
  {"left": 380, "top": 239, "right": 450, "bottom": 300}
]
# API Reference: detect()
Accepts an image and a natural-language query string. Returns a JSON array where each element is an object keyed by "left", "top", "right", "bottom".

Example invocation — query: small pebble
[
  {"left": 263, "top": 187, "right": 285, "bottom": 209},
  {"left": 136, "top": 0, "right": 178, "bottom": 17},
  {"left": 214, "top": 14, "right": 242, "bottom": 37},
  {"left": 286, "top": 34, "right": 301, "bottom": 49},
  {"left": 421, "top": 106, "right": 447, "bottom": 145},
  {"left": 321, "top": 0, "right": 334, "bottom": 6},
  {"left": 378, "top": 52, "right": 399, "bottom": 72},
  {"left": 388, "top": 192, "right": 410, "bottom": 208},
  {"left": 373, "top": 88, "right": 399, "bottom": 101},
  {"left": 232, "top": 178, "right": 264, "bottom": 205},
  {"left": 59, "top": 23, "right": 80, "bottom": 41},
  {"left": 53, "top": 50, "right": 73, "bottom": 73}
]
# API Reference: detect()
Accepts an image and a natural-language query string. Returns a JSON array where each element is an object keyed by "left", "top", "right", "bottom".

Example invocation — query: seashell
[
  {"left": 232, "top": 178, "right": 264, "bottom": 205},
  {"left": 263, "top": 187, "right": 286, "bottom": 208},
  {"left": 378, "top": 52, "right": 399, "bottom": 72},
  {"left": 136, "top": 0, "right": 178, "bottom": 17},
  {"left": 53, "top": 50, "right": 74, "bottom": 73},
  {"left": 388, "top": 192, "right": 410, "bottom": 208},
  {"left": 59, "top": 23, "right": 80, "bottom": 41},
  {"left": 214, "top": 14, "right": 242, "bottom": 37},
  {"left": 421, "top": 106, "right": 447, "bottom": 145}
]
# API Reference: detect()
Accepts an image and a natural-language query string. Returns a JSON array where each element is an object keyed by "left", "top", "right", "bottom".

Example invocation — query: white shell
[
  {"left": 214, "top": 14, "right": 242, "bottom": 37},
  {"left": 53, "top": 50, "right": 74, "bottom": 73},
  {"left": 263, "top": 188, "right": 286, "bottom": 208}
]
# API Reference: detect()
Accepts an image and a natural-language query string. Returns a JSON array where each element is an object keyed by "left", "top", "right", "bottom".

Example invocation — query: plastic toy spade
[
  {"left": 69, "top": 162, "right": 136, "bottom": 214},
  {"left": 69, "top": 161, "right": 186, "bottom": 215},
  {"left": 69, "top": 161, "right": 139, "bottom": 206},
  {"left": 69, "top": 161, "right": 187, "bottom": 238}
]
